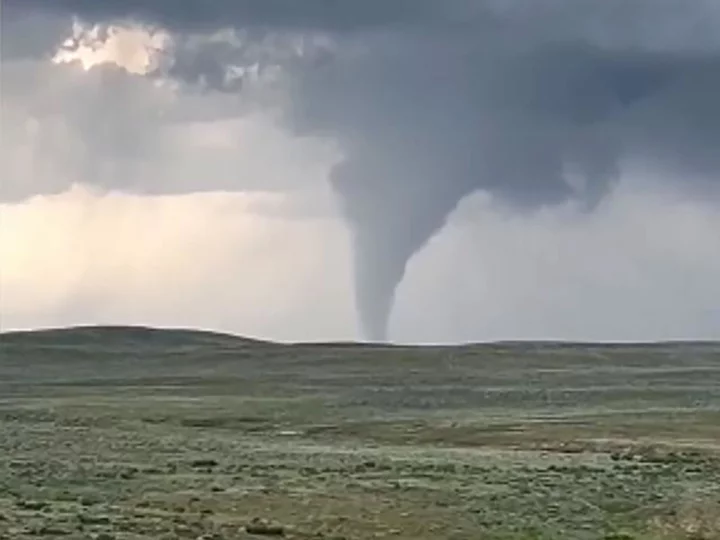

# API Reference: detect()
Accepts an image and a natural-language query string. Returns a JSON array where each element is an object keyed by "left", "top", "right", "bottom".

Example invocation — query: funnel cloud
[{"left": 2, "top": 0, "right": 720, "bottom": 341}]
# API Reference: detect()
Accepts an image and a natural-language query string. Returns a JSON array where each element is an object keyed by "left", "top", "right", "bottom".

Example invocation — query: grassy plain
[{"left": 0, "top": 326, "right": 719, "bottom": 539}]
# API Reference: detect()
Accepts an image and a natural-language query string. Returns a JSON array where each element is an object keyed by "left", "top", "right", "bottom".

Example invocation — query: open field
[{"left": 1, "top": 326, "right": 719, "bottom": 539}]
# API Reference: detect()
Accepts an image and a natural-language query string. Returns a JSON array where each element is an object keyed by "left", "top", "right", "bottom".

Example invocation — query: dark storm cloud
[
  {"left": 286, "top": 34, "right": 719, "bottom": 340},
  {"left": 1, "top": 0, "right": 452, "bottom": 35},
  {"left": 7, "top": 0, "right": 720, "bottom": 50},
  {"left": 4, "top": 0, "right": 720, "bottom": 340}
]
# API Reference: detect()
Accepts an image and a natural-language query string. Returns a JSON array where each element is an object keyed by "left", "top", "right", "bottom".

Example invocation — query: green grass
[{"left": 0, "top": 326, "right": 719, "bottom": 539}]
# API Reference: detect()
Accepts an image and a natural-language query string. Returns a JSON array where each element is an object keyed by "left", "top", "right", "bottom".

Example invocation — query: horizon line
[{"left": 1, "top": 323, "right": 718, "bottom": 348}]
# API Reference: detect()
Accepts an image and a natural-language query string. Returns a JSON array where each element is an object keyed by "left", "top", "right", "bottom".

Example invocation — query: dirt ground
[{"left": 1, "top": 327, "right": 719, "bottom": 539}]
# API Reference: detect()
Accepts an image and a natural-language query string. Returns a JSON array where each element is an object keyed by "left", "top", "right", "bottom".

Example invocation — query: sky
[{"left": 1, "top": 0, "right": 719, "bottom": 343}]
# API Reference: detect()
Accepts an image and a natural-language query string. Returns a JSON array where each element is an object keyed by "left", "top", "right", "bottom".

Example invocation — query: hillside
[
  {"left": 0, "top": 325, "right": 271, "bottom": 350},
  {"left": 0, "top": 326, "right": 719, "bottom": 539}
]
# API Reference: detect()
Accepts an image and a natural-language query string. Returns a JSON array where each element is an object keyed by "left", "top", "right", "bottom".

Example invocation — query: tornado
[{"left": 331, "top": 152, "right": 472, "bottom": 341}]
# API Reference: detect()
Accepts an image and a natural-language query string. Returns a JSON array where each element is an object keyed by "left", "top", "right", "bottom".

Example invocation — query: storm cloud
[{"left": 2, "top": 0, "right": 719, "bottom": 341}]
